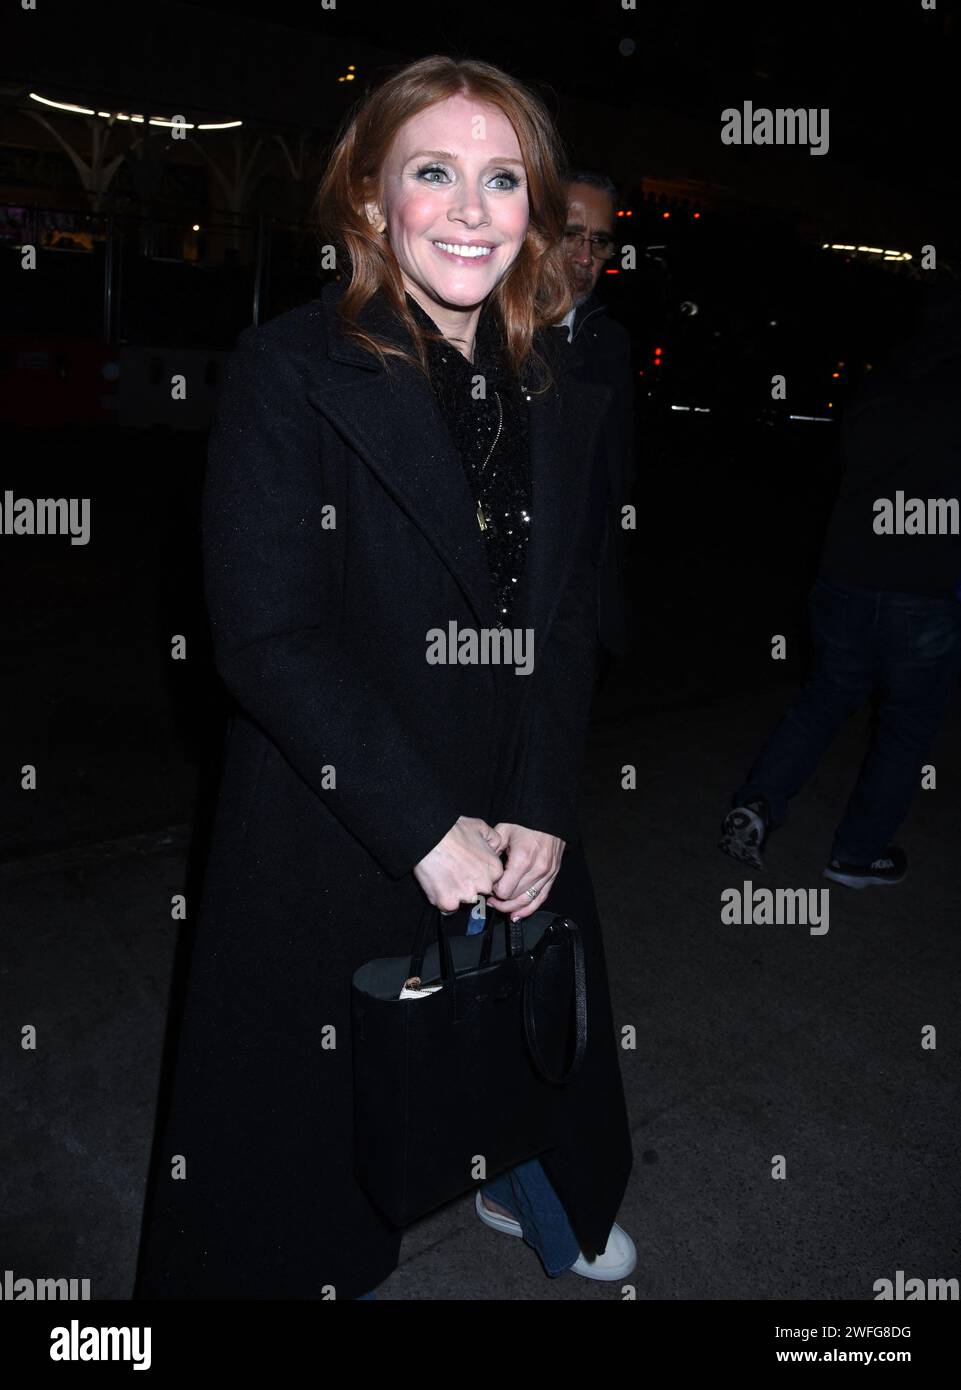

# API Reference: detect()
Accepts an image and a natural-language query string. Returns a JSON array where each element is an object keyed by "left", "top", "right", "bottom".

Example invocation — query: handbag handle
[
  {"left": 407, "top": 900, "right": 457, "bottom": 984},
  {"left": 480, "top": 904, "right": 524, "bottom": 963},
  {"left": 407, "top": 903, "right": 588, "bottom": 1084},
  {"left": 408, "top": 901, "right": 527, "bottom": 984},
  {"left": 522, "top": 918, "right": 588, "bottom": 1085}
]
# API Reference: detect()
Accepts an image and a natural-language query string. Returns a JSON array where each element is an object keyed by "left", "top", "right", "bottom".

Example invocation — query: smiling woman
[
  {"left": 315, "top": 56, "right": 573, "bottom": 381},
  {"left": 369, "top": 106, "right": 530, "bottom": 343},
  {"left": 132, "top": 53, "right": 634, "bottom": 1304}
]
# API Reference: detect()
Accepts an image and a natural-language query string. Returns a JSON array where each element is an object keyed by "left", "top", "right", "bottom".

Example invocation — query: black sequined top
[{"left": 404, "top": 291, "right": 532, "bottom": 629}]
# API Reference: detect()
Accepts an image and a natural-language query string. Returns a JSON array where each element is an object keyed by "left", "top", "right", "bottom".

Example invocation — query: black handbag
[{"left": 351, "top": 901, "right": 587, "bottom": 1228}]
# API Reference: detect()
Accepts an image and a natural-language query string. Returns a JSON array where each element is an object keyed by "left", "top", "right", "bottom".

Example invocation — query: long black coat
[{"left": 133, "top": 278, "right": 634, "bottom": 1300}]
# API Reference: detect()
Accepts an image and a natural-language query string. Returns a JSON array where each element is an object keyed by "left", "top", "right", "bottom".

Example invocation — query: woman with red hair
[{"left": 134, "top": 54, "right": 634, "bottom": 1302}]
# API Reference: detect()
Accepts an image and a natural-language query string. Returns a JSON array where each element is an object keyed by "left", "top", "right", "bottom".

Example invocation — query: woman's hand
[
  {"left": 414, "top": 816, "right": 505, "bottom": 914},
  {"left": 484, "top": 823, "right": 565, "bottom": 921}
]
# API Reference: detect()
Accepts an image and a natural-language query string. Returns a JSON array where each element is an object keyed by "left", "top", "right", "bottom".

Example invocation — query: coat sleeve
[{"left": 202, "top": 326, "right": 465, "bottom": 880}]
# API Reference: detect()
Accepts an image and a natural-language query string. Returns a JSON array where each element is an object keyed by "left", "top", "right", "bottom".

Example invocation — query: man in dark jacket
[
  {"left": 718, "top": 282, "right": 961, "bottom": 887},
  {"left": 557, "top": 170, "right": 637, "bottom": 667}
]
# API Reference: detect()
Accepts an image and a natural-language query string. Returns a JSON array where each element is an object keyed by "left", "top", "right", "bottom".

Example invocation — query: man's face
[
  {"left": 565, "top": 182, "right": 616, "bottom": 304},
  {"left": 370, "top": 94, "right": 530, "bottom": 318}
]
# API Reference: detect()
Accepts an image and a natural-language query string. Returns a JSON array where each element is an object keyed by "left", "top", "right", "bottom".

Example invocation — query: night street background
[{"left": 0, "top": 0, "right": 959, "bottom": 1339}]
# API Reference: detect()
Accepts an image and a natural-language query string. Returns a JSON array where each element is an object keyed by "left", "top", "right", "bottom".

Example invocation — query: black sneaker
[
  {"left": 822, "top": 846, "right": 907, "bottom": 888},
  {"left": 718, "top": 795, "right": 771, "bottom": 870}
]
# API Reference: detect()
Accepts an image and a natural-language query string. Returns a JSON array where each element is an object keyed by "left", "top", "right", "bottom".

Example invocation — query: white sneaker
[
  {"left": 475, "top": 1191, "right": 637, "bottom": 1281},
  {"left": 475, "top": 1189, "right": 524, "bottom": 1237},
  {"left": 569, "top": 1224, "right": 637, "bottom": 1281}
]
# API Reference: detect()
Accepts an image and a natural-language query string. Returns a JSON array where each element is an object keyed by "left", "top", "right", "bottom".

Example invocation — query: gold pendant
[{"left": 476, "top": 500, "right": 487, "bottom": 532}]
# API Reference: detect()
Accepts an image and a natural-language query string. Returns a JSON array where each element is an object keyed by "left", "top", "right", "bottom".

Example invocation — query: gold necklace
[{"left": 475, "top": 389, "right": 503, "bottom": 532}]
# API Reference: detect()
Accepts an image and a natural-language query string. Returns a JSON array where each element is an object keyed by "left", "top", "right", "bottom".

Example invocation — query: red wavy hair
[{"left": 312, "top": 54, "right": 574, "bottom": 397}]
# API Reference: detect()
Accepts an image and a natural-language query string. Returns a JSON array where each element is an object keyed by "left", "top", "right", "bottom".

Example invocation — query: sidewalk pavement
[{"left": 1, "top": 679, "right": 959, "bottom": 1300}]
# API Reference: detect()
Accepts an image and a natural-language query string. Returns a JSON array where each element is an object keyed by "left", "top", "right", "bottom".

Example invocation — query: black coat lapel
[{"left": 306, "top": 280, "right": 612, "bottom": 654}]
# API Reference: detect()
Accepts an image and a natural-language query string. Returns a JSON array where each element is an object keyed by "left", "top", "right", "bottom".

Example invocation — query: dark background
[
  {"left": 2, "top": 0, "right": 956, "bottom": 856},
  {"left": 1, "top": 0, "right": 959, "bottom": 1318}
]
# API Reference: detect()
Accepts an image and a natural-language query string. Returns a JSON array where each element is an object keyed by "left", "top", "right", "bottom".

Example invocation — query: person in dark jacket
[
  {"left": 558, "top": 171, "right": 637, "bottom": 667},
  {"left": 718, "top": 281, "right": 961, "bottom": 887},
  {"left": 132, "top": 55, "right": 635, "bottom": 1303}
]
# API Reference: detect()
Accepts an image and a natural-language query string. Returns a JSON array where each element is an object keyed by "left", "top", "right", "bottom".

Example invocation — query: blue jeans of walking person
[
  {"left": 734, "top": 578, "right": 961, "bottom": 864},
  {"left": 355, "top": 901, "right": 582, "bottom": 1297}
]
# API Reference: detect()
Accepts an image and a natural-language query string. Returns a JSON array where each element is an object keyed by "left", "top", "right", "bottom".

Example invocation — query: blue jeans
[
  {"left": 735, "top": 578, "right": 961, "bottom": 864},
  {"left": 467, "top": 901, "right": 580, "bottom": 1277},
  {"left": 479, "top": 1156, "right": 581, "bottom": 1277},
  {"left": 356, "top": 1158, "right": 580, "bottom": 1296},
  {"left": 355, "top": 904, "right": 582, "bottom": 1297}
]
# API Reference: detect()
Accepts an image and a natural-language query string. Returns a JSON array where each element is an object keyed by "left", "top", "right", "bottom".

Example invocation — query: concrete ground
[{"left": 2, "top": 662, "right": 958, "bottom": 1301}]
